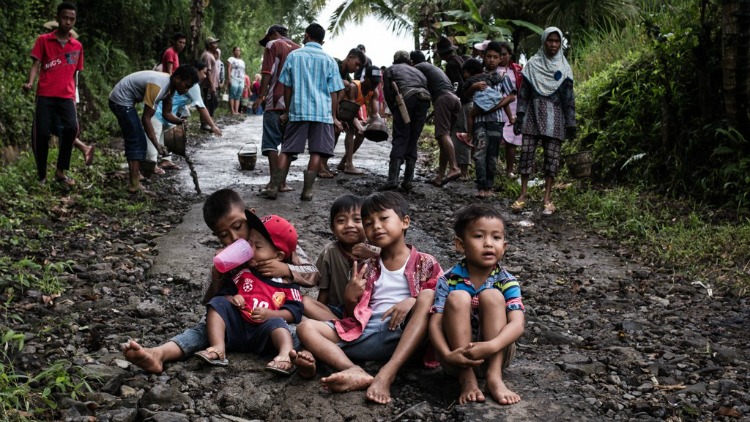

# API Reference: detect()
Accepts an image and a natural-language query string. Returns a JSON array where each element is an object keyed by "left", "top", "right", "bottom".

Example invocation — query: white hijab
[{"left": 522, "top": 27, "right": 573, "bottom": 96}]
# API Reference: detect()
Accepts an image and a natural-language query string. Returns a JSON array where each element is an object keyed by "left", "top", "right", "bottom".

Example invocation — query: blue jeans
[
  {"left": 326, "top": 312, "right": 404, "bottom": 362},
  {"left": 170, "top": 319, "right": 209, "bottom": 357},
  {"left": 109, "top": 100, "right": 148, "bottom": 161},
  {"left": 261, "top": 110, "right": 284, "bottom": 155}
]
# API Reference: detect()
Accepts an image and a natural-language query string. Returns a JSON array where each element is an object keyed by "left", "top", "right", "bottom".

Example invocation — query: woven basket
[{"left": 564, "top": 151, "right": 592, "bottom": 179}]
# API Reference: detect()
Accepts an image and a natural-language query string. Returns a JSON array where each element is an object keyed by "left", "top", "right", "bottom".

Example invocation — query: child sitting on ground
[
  {"left": 304, "top": 194, "right": 379, "bottom": 321},
  {"left": 292, "top": 192, "right": 442, "bottom": 405},
  {"left": 121, "top": 188, "right": 319, "bottom": 374},
  {"left": 429, "top": 204, "right": 525, "bottom": 405},
  {"left": 455, "top": 56, "right": 515, "bottom": 149}
]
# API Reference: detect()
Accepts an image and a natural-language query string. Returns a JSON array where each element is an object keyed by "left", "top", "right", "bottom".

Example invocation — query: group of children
[{"left": 122, "top": 187, "right": 525, "bottom": 406}]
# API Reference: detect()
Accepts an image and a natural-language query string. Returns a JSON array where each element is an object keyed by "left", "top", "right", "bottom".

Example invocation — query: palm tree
[{"left": 721, "top": 0, "right": 750, "bottom": 134}]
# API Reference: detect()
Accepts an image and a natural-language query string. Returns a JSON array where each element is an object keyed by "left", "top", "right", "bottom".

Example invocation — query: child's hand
[
  {"left": 230, "top": 294, "right": 246, "bottom": 309},
  {"left": 351, "top": 243, "right": 379, "bottom": 260},
  {"left": 445, "top": 346, "right": 484, "bottom": 368},
  {"left": 344, "top": 261, "right": 368, "bottom": 303},
  {"left": 249, "top": 307, "right": 270, "bottom": 322},
  {"left": 382, "top": 297, "right": 416, "bottom": 331},
  {"left": 472, "top": 81, "right": 488, "bottom": 91},
  {"left": 251, "top": 258, "right": 291, "bottom": 279}
]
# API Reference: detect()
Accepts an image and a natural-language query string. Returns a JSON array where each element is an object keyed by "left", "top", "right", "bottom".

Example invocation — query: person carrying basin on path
[
  {"left": 381, "top": 51, "right": 432, "bottom": 192},
  {"left": 253, "top": 25, "right": 300, "bottom": 193},
  {"left": 23, "top": 2, "right": 84, "bottom": 187},
  {"left": 409, "top": 50, "right": 462, "bottom": 187},
  {"left": 260, "top": 23, "right": 344, "bottom": 201},
  {"left": 512, "top": 27, "right": 576, "bottom": 216},
  {"left": 108, "top": 65, "right": 198, "bottom": 196},
  {"left": 336, "top": 65, "right": 382, "bottom": 176},
  {"left": 120, "top": 188, "right": 319, "bottom": 374}
]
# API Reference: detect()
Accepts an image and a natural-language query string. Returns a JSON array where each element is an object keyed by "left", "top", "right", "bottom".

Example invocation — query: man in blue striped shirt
[{"left": 261, "top": 23, "right": 344, "bottom": 201}]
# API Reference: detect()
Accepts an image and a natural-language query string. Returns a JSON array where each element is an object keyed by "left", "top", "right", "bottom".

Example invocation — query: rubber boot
[
  {"left": 259, "top": 167, "right": 288, "bottom": 199},
  {"left": 379, "top": 159, "right": 402, "bottom": 191},
  {"left": 300, "top": 170, "right": 317, "bottom": 201},
  {"left": 401, "top": 159, "right": 416, "bottom": 192}
]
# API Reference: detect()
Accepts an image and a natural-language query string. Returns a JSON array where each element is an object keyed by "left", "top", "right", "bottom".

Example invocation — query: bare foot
[
  {"left": 320, "top": 366, "right": 373, "bottom": 393},
  {"left": 342, "top": 166, "right": 364, "bottom": 175},
  {"left": 486, "top": 377, "right": 521, "bottom": 405},
  {"left": 279, "top": 184, "right": 294, "bottom": 192},
  {"left": 365, "top": 372, "right": 395, "bottom": 404},
  {"left": 458, "top": 369, "right": 486, "bottom": 405},
  {"left": 289, "top": 350, "right": 316, "bottom": 379},
  {"left": 463, "top": 341, "right": 496, "bottom": 361},
  {"left": 121, "top": 340, "right": 163, "bottom": 374},
  {"left": 84, "top": 144, "right": 95, "bottom": 166}
]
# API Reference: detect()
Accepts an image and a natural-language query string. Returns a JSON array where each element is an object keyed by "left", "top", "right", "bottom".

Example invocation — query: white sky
[{"left": 316, "top": 4, "right": 414, "bottom": 68}]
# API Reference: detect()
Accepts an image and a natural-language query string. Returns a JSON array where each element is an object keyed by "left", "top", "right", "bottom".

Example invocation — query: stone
[{"left": 141, "top": 384, "right": 193, "bottom": 410}]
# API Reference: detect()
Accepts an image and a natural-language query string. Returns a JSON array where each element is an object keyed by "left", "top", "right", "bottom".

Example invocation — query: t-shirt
[
  {"left": 155, "top": 83, "right": 204, "bottom": 126},
  {"left": 30, "top": 32, "right": 84, "bottom": 100},
  {"left": 315, "top": 241, "right": 355, "bottom": 307},
  {"left": 227, "top": 57, "right": 246, "bottom": 82},
  {"left": 260, "top": 37, "right": 300, "bottom": 111},
  {"left": 201, "top": 50, "right": 218, "bottom": 90},
  {"left": 161, "top": 47, "right": 179, "bottom": 74},
  {"left": 370, "top": 257, "right": 411, "bottom": 314},
  {"left": 232, "top": 269, "right": 304, "bottom": 325},
  {"left": 109, "top": 70, "right": 171, "bottom": 109},
  {"left": 414, "top": 62, "right": 454, "bottom": 102}
]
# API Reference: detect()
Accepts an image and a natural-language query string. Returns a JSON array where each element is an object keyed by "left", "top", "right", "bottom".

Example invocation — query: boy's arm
[
  {"left": 23, "top": 59, "right": 41, "bottom": 92},
  {"left": 201, "top": 267, "right": 226, "bottom": 304},
  {"left": 484, "top": 310, "right": 525, "bottom": 352},
  {"left": 289, "top": 245, "right": 320, "bottom": 287},
  {"left": 317, "top": 289, "right": 330, "bottom": 305}
]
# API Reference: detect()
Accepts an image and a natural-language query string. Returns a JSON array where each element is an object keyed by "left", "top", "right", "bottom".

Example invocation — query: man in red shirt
[
  {"left": 23, "top": 2, "right": 83, "bottom": 186},
  {"left": 161, "top": 32, "right": 187, "bottom": 75}
]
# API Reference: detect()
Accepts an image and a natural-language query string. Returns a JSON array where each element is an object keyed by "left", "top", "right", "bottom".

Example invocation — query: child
[
  {"left": 455, "top": 59, "right": 512, "bottom": 147},
  {"left": 429, "top": 204, "right": 525, "bottom": 405},
  {"left": 121, "top": 188, "right": 319, "bottom": 374},
  {"left": 304, "top": 194, "right": 379, "bottom": 321},
  {"left": 292, "top": 192, "right": 441, "bottom": 405},
  {"left": 196, "top": 212, "right": 303, "bottom": 375},
  {"left": 456, "top": 42, "right": 517, "bottom": 198}
]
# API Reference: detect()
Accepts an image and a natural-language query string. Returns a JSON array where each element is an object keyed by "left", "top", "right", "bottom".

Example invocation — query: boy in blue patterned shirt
[{"left": 429, "top": 204, "right": 525, "bottom": 406}]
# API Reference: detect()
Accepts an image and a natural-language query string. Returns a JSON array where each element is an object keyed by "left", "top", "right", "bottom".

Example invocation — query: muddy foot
[
  {"left": 365, "top": 373, "right": 395, "bottom": 404},
  {"left": 486, "top": 377, "right": 520, "bottom": 405},
  {"left": 458, "top": 370, "right": 486, "bottom": 405},
  {"left": 290, "top": 349, "right": 316, "bottom": 379},
  {"left": 320, "top": 366, "right": 373, "bottom": 393},
  {"left": 121, "top": 340, "right": 163, "bottom": 374}
]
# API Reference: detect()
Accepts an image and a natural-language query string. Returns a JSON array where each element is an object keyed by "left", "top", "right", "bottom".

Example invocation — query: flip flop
[
  {"left": 195, "top": 347, "right": 229, "bottom": 367},
  {"left": 511, "top": 200, "right": 526, "bottom": 212},
  {"left": 265, "top": 356, "right": 296, "bottom": 376},
  {"left": 440, "top": 172, "right": 461, "bottom": 186},
  {"left": 542, "top": 202, "right": 556, "bottom": 216},
  {"left": 343, "top": 168, "right": 365, "bottom": 175},
  {"left": 426, "top": 178, "right": 442, "bottom": 187},
  {"left": 55, "top": 175, "right": 76, "bottom": 187},
  {"left": 455, "top": 132, "right": 474, "bottom": 148},
  {"left": 160, "top": 162, "right": 181, "bottom": 170},
  {"left": 317, "top": 171, "right": 336, "bottom": 179}
]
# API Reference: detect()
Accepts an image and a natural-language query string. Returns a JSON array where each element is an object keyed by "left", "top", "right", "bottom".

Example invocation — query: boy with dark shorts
[
  {"left": 293, "top": 192, "right": 441, "bottom": 405},
  {"left": 429, "top": 204, "right": 525, "bottom": 405}
]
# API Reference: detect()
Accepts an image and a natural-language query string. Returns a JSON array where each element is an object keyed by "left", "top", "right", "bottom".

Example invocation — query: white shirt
[
  {"left": 228, "top": 57, "right": 246, "bottom": 82},
  {"left": 370, "top": 257, "right": 411, "bottom": 314}
]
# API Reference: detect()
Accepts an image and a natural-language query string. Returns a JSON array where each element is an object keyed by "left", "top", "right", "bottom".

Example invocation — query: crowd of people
[{"left": 24, "top": 3, "right": 577, "bottom": 409}]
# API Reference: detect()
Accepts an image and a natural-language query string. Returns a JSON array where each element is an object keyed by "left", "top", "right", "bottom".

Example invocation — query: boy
[
  {"left": 121, "top": 188, "right": 319, "bottom": 373},
  {"left": 457, "top": 43, "right": 517, "bottom": 198},
  {"left": 429, "top": 204, "right": 525, "bottom": 405},
  {"left": 197, "top": 213, "right": 303, "bottom": 376},
  {"left": 293, "top": 192, "right": 441, "bottom": 405},
  {"left": 303, "top": 194, "right": 379, "bottom": 321}
]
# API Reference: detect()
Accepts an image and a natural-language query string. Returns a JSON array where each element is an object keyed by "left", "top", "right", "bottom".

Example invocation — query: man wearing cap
[
  {"left": 337, "top": 65, "right": 381, "bottom": 175},
  {"left": 200, "top": 36, "right": 220, "bottom": 119},
  {"left": 410, "top": 51, "right": 462, "bottom": 187},
  {"left": 381, "top": 51, "right": 431, "bottom": 192},
  {"left": 260, "top": 23, "right": 344, "bottom": 201},
  {"left": 253, "top": 25, "right": 300, "bottom": 193},
  {"left": 436, "top": 36, "right": 473, "bottom": 179},
  {"left": 473, "top": 40, "right": 490, "bottom": 61}
]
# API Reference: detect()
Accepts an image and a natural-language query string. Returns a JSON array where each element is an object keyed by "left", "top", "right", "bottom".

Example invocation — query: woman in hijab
[{"left": 512, "top": 27, "right": 576, "bottom": 215}]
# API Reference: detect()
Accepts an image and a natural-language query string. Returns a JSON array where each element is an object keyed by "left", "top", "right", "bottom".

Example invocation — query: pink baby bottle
[{"left": 213, "top": 238, "right": 254, "bottom": 273}]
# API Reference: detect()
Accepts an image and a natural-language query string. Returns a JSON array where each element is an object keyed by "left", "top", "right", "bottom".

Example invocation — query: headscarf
[{"left": 522, "top": 27, "right": 573, "bottom": 96}]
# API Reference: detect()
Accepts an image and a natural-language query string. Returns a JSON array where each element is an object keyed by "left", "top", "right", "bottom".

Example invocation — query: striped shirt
[
  {"left": 474, "top": 70, "right": 515, "bottom": 124},
  {"left": 279, "top": 42, "right": 344, "bottom": 123},
  {"left": 431, "top": 260, "right": 524, "bottom": 314}
]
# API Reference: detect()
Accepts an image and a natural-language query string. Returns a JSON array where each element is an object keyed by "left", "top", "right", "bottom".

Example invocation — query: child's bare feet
[
  {"left": 289, "top": 350, "right": 316, "bottom": 379},
  {"left": 458, "top": 369, "right": 485, "bottom": 405},
  {"left": 486, "top": 377, "right": 521, "bottom": 405},
  {"left": 365, "top": 372, "right": 395, "bottom": 404},
  {"left": 121, "top": 340, "right": 163, "bottom": 374},
  {"left": 320, "top": 366, "right": 373, "bottom": 393}
]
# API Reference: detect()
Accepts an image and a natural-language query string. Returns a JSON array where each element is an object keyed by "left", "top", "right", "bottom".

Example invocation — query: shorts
[
  {"left": 261, "top": 110, "right": 285, "bottom": 155},
  {"left": 326, "top": 313, "right": 403, "bottom": 362},
  {"left": 109, "top": 100, "right": 147, "bottom": 161},
  {"left": 433, "top": 92, "right": 461, "bottom": 138},
  {"left": 207, "top": 296, "right": 293, "bottom": 357},
  {"left": 327, "top": 304, "right": 345, "bottom": 320},
  {"left": 229, "top": 80, "right": 244, "bottom": 100},
  {"left": 281, "top": 121, "right": 335, "bottom": 157}
]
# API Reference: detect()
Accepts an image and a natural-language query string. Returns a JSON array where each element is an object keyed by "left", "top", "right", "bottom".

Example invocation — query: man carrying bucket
[{"left": 336, "top": 65, "right": 382, "bottom": 175}]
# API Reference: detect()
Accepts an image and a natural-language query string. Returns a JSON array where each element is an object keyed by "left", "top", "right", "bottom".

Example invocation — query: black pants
[
  {"left": 390, "top": 96, "right": 430, "bottom": 162},
  {"left": 32, "top": 96, "right": 78, "bottom": 181},
  {"left": 202, "top": 86, "right": 219, "bottom": 117}
]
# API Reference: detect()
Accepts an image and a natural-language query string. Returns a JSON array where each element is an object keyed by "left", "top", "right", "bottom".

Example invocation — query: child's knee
[
  {"left": 478, "top": 288, "right": 504, "bottom": 306},
  {"left": 445, "top": 290, "right": 472, "bottom": 311},
  {"left": 417, "top": 289, "right": 435, "bottom": 304}
]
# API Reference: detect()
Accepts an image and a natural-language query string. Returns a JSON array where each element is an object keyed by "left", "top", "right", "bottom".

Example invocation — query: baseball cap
[
  {"left": 205, "top": 36, "right": 220, "bottom": 44},
  {"left": 245, "top": 211, "right": 298, "bottom": 260},
  {"left": 393, "top": 50, "right": 410, "bottom": 64},
  {"left": 473, "top": 40, "right": 490, "bottom": 51},
  {"left": 259, "top": 25, "right": 288, "bottom": 47},
  {"left": 364, "top": 66, "right": 382, "bottom": 84}
]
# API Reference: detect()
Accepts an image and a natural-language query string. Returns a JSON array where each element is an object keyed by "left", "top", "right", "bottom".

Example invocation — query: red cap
[{"left": 245, "top": 211, "right": 298, "bottom": 260}]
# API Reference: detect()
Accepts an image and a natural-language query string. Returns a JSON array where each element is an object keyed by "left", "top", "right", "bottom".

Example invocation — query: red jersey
[
  {"left": 161, "top": 47, "right": 180, "bottom": 74},
  {"left": 232, "top": 269, "right": 303, "bottom": 325},
  {"left": 30, "top": 32, "right": 84, "bottom": 100}
]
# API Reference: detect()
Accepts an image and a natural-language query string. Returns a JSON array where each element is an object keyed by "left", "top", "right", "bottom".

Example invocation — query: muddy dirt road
[{"left": 33, "top": 116, "right": 749, "bottom": 421}]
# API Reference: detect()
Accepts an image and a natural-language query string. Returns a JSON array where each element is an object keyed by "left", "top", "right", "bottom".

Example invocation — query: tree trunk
[
  {"left": 721, "top": 0, "right": 750, "bottom": 136},
  {"left": 190, "top": 0, "right": 207, "bottom": 60}
]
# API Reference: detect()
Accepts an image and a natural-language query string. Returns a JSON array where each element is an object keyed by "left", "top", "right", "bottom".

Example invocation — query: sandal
[
  {"left": 455, "top": 132, "right": 474, "bottom": 148},
  {"left": 265, "top": 356, "right": 296, "bottom": 376},
  {"left": 510, "top": 200, "right": 526, "bottom": 212},
  {"left": 55, "top": 175, "right": 76, "bottom": 187},
  {"left": 542, "top": 202, "right": 556, "bottom": 216},
  {"left": 195, "top": 347, "right": 229, "bottom": 367},
  {"left": 159, "top": 161, "right": 181, "bottom": 170}
]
